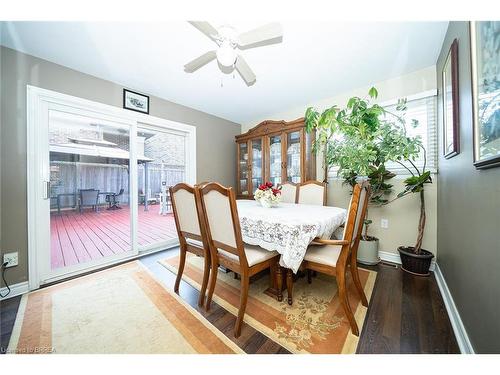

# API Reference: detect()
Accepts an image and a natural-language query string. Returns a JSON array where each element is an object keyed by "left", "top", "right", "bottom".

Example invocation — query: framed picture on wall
[
  {"left": 442, "top": 38, "right": 460, "bottom": 159},
  {"left": 123, "top": 89, "right": 149, "bottom": 114},
  {"left": 470, "top": 21, "right": 500, "bottom": 169}
]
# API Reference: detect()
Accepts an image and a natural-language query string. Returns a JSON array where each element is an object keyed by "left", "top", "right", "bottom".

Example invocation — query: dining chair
[
  {"left": 300, "top": 181, "right": 370, "bottom": 336},
  {"left": 198, "top": 182, "right": 280, "bottom": 338},
  {"left": 279, "top": 182, "right": 298, "bottom": 203},
  {"left": 170, "top": 183, "right": 211, "bottom": 307},
  {"left": 296, "top": 181, "right": 327, "bottom": 206}
]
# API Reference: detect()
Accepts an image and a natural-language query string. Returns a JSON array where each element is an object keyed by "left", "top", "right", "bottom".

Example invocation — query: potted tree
[
  {"left": 378, "top": 113, "right": 434, "bottom": 275},
  {"left": 305, "top": 87, "right": 395, "bottom": 264},
  {"left": 305, "top": 88, "right": 433, "bottom": 273}
]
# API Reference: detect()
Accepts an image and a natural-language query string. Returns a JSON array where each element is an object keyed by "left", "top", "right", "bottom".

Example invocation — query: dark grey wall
[
  {"left": 437, "top": 22, "right": 500, "bottom": 353},
  {"left": 0, "top": 46, "right": 241, "bottom": 287}
]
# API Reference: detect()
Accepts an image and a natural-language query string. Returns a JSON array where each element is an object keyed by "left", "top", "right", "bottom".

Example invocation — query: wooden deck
[{"left": 51, "top": 206, "right": 178, "bottom": 270}]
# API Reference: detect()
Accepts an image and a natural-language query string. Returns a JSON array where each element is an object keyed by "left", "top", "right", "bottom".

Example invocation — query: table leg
[{"left": 286, "top": 269, "right": 293, "bottom": 305}]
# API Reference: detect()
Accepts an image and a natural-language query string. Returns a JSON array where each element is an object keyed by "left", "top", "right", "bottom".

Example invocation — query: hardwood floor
[
  {"left": 0, "top": 295, "right": 22, "bottom": 354},
  {"left": 0, "top": 249, "right": 459, "bottom": 354},
  {"left": 356, "top": 262, "right": 459, "bottom": 353}
]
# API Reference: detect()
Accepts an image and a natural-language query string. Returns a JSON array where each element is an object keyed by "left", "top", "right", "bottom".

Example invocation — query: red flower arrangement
[
  {"left": 254, "top": 182, "right": 281, "bottom": 206},
  {"left": 257, "top": 182, "right": 281, "bottom": 195}
]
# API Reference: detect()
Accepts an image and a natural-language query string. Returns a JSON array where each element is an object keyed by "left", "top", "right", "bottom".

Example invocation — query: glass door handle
[{"left": 44, "top": 181, "right": 51, "bottom": 200}]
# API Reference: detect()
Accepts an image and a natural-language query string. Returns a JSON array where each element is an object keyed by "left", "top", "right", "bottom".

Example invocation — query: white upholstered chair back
[
  {"left": 202, "top": 189, "right": 238, "bottom": 249},
  {"left": 280, "top": 183, "right": 297, "bottom": 203},
  {"left": 171, "top": 186, "right": 201, "bottom": 237},
  {"left": 297, "top": 182, "right": 326, "bottom": 206}
]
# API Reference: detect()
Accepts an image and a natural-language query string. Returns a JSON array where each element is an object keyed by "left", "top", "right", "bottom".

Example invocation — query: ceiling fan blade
[
  {"left": 235, "top": 55, "right": 256, "bottom": 86},
  {"left": 238, "top": 23, "right": 283, "bottom": 48},
  {"left": 184, "top": 51, "right": 217, "bottom": 72},
  {"left": 188, "top": 21, "right": 218, "bottom": 42}
]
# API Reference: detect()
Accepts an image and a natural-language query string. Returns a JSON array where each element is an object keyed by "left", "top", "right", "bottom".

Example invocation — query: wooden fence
[{"left": 50, "top": 161, "right": 185, "bottom": 209}]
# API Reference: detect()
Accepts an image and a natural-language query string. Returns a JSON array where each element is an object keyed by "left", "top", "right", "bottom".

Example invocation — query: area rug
[
  {"left": 7, "top": 261, "right": 243, "bottom": 354},
  {"left": 160, "top": 254, "right": 377, "bottom": 354}
]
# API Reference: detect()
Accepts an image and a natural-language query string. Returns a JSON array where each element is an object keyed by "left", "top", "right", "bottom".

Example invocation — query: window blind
[
  {"left": 383, "top": 95, "right": 438, "bottom": 174},
  {"left": 327, "top": 93, "right": 438, "bottom": 178}
]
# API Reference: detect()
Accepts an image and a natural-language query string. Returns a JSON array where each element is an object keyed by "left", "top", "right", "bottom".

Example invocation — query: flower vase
[{"left": 259, "top": 198, "right": 272, "bottom": 208}]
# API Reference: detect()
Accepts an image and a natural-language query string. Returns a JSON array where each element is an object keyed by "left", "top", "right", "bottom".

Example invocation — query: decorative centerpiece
[{"left": 254, "top": 182, "right": 281, "bottom": 208}]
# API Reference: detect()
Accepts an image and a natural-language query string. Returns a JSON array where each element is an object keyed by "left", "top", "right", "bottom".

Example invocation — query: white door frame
[{"left": 27, "top": 85, "right": 196, "bottom": 290}]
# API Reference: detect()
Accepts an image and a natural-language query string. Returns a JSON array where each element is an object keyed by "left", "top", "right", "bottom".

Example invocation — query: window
[
  {"left": 327, "top": 92, "right": 438, "bottom": 178},
  {"left": 383, "top": 94, "right": 438, "bottom": 174}
]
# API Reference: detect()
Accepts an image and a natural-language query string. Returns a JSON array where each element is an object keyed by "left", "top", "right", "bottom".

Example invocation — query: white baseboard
[
  {"left": 378, "top": 250, "right": 436, "bottom": 271},
  {"left": 434, "top": 264, "right": 474, "bottom": 354},
  {"left": 0, "top": 281, "right": 29, "bottom": 300}
]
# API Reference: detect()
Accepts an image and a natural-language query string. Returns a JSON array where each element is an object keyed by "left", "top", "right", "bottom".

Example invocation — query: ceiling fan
[{"left": 184, "top": 21, "right": 283, "bottom": 86}]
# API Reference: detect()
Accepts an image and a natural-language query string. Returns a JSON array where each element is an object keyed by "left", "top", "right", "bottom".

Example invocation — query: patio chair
[
  {"left": 79, "top": 189, "right": 100, "bottom": 213},
  {"left": 106, "top": 188, "right": 124, "bottom": 209}
]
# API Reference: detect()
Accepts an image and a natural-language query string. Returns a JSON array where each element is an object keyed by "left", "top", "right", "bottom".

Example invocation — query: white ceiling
[{"left": 1, "top": 21, "right": 448, "bottom": 125}]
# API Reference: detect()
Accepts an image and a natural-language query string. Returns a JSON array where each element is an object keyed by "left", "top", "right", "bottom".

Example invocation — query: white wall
[
  {"left": 241, "top": 66, "right": 438, "bottom": 257},
  {"left": 242, "top": 66, "right": 436, "bottom": 131}
]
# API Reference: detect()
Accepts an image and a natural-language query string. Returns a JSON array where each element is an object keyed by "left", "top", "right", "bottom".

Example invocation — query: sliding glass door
[
  {"left": 136, "top": 125, "right": 186, "bottom": 251},
  {"left": 28, "top": 86, "right": 197, "bottom": 288},
  {"left": 47, "top": 108, "right": 136, "bottom": 277}
]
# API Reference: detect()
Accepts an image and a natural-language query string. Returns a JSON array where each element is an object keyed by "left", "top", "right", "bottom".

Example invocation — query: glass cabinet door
[
  {"left": 238, "top": 142, "right": 249, "bottom": 196},
  {"left": 286, "top": 131, "right": 302, "bottom": 183},
  {"left": 268, "top": 135, "right": 282, "bottom": 186},
  {"left": 251, "top": 138, "right": 263, "bottom": 192}
]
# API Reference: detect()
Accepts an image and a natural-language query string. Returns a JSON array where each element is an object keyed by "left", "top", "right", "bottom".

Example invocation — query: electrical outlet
[
  {"left": 381, "top": 219, "right": 389, "bottom": 229},
  {"left": 3, "top": 252, "right": 19, "bottom": 268}
]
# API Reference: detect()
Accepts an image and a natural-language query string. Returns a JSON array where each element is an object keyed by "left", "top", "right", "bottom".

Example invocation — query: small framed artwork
[
  {"left": 470, "top": 21, "right": 500, "bottom": 169},
  {"left": 123, "top": 89, "right": 149, "bottom": 114},
  {"left": 442, "top": 38, "right": 460, "bottom": 159}
]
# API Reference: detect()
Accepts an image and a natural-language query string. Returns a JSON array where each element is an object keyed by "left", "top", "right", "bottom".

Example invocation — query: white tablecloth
[{"left": 236, "top": 200, "right": 347, "bottom": 272}]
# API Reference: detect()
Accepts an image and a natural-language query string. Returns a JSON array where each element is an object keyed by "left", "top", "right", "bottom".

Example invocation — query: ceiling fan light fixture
[
  {"left": 216, "top": 43, "right": 237, "bottom": 67},
  {"left": 186, "top": 21, "right": 283, "bottom": 85}
]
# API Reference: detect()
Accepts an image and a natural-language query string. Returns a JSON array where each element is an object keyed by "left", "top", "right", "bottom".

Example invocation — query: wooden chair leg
[
  {"left": 234, "top": 273, "right": 250, "bottom": 338},
  {"left": 276, "top": 266, "right": 283, "bottom": 302},
  {"left": 205, "top": 259, "right": 218, "bottom": 311},
  {"left": 307, "top": 269, "right": 312, "bottom": 284},
  {"left": 174, "top": 247, "right": 186, "bottom": 294},
  {"left": 350, "top": 260, "right": 368, "bottom": 307},
  {"left": 197, "top": 251, "right": 210, "bottom": 307},
  {"left": 286, "top": 269, "right": 293, "bottom": 305},
  {"left": 338, "top": 271, "right": 359, "bottom": 336}
]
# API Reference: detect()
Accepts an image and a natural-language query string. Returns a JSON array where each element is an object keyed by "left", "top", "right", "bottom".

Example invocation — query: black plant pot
[{"left": 398, "top": 246, "right": 434, "bottom": 276}]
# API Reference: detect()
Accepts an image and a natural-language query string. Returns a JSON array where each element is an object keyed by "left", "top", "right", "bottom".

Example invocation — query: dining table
[{"left": 236, "top": 199, "right": 347, "bottom": 303}]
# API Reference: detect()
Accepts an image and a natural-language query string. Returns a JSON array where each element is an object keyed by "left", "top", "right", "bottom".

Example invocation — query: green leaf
[{"left": 368, "top": 87, "right": 378, "bottom": 99}]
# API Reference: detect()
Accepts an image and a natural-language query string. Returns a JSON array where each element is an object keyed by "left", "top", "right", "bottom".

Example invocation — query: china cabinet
[{"left": 235, "top": 118, "right": 315, "bottom": 198}]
